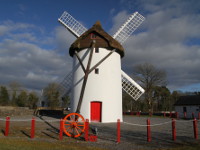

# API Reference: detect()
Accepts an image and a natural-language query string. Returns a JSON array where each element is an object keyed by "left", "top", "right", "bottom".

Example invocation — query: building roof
[
  {"left": 69, "top": 21, "right": 124, "bottom": 57},
  {"left": 174, "top": 95, "right": 200, "bottom": 106}
]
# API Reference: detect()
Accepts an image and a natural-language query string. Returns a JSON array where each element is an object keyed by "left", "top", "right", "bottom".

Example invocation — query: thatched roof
[
  {"left": 69, "top": 21, "right": 124, "bottom": 57},
  {"left": 174, "top": 95, "right": 200, "bottom": 106}
]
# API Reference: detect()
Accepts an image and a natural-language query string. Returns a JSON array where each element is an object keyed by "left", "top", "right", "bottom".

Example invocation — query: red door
[{"left": 91, "top": 102, "right": 102, "bottom": 122}]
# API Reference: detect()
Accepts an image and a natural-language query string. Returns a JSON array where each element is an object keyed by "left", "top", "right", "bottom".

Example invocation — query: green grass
[
  {"left": 0, "top": 137, "right": 106, "bottom": 150},
  {"left": 0, "top": 137, "right": 200, "bottom": 150}
]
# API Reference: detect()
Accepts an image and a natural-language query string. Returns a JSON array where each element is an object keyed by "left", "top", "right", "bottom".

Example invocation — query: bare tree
[
  {"left": 9, "top": 81, "right": 22, "bottom": 106},
  {"left": 43, "top": 83, "right": 60, "bottom": 108},
  {"left": 133, "top": 62, "right": 167, "bottom": 112}
]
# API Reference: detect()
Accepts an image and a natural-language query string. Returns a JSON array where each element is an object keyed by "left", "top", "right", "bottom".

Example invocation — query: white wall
[
  {"left": 71, "top": 48, "right": 122, "bottom": 122},
  {"left": 175, "top": 105, "right": 200, "bottom": 118}
]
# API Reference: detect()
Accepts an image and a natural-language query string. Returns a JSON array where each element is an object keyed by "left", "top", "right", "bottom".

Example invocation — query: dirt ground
[{"left": 0, "top": 114, "right": 200, "bottom": 150}]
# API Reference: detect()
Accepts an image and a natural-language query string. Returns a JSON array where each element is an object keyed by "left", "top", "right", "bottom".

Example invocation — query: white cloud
[
  {"left": 109, "top": 11, "right": 129, "bottom": 35},
  {"left": 0, "top": 21, "right": 73, "bottom": 91},
  {"left": 111, "top": 0, "right": 200, "bottom": 91},
  {"left": 55, "top": 26, "right": 76, "bottom": 54}
]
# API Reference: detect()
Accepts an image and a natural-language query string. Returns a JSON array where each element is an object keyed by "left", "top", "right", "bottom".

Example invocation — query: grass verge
[{"left": 0, "top": 137, "right": 106, "bottom": 150}]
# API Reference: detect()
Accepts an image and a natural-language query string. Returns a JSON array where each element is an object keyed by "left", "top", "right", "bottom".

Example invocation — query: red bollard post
[
  {"left": 192, "top": 112, "right": 195, "bottom": 119},
  {"left": 184, "top": 112, "right": 187, "bottom": 119},
  {"left": 164, "top": 112, "right": 166, "bottom": 118},
  {"left": 193, "top": 118, "right": 198, "bottom": 140},
  {"left": 147, "top": 119, "right": 151, "bottom": 142},
  {"left": 198, "top": 112, "right": 200, "bottom": 120},
  {"left": 170, "top": 112, "right": 172, "bottom": 118},
  {"left": 31, "top": 117, "right": 35, "bottom": 139},
  {"left": 85, "top": 119, "right": 89, "bottom": 141},
  {"left": 5, "top": 116, "right": 10, "bottom": 136},
  {"left": 117, "top": 119, "right": 120, "bottom": 143},
  {"left": 176, "top": 112, "right": 178, "bottom": 119},
  {"left": 59, "top": 119, "right": 63, "bottom": 140},
  {"left": 172, "top": 119, "right": 176, "bottom": 141}
]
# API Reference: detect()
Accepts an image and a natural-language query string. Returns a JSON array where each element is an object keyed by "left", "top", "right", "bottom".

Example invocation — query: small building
[{"left": 174, "top": 95, "right": 200, "bottom": 118}]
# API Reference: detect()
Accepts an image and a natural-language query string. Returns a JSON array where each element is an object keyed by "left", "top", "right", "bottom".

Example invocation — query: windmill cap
[{"left": 69, "top": 21, "right": 124, "bottom": 57}]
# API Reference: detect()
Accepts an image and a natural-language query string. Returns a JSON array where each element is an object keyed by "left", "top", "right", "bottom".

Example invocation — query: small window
[
  {"left": 90, "top": 33, "right": 96, "bottom": 39},
  {"left": 95, "top": 68, "right": 99, "bottom": 74},
  {"left": 95, "top": 47, "right": 99, "bottom": 53},
  {"left": 183, "top": 107, "right": 187, "bottom": 112}
]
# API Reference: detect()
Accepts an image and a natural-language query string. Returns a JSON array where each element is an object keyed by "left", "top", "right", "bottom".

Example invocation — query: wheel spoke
[
  {"left": 76, "top": 126, "right": 83, "bottom": 131},
  {"left": 64, "top": 123, "right": 71, "bottom": 126},
  {"left": 77, "top": 123, "right": 84, "bottom": 126},
  {"left": 65, "top": 120, "right": 72, "bottom": 124},
  {"left": 75, "top": 127, "right": 80, "bottom": 135},
  {"left": 75, "top": 116, "right": 80, "bottom": 122},
  {"left": 72, "top": 128, "right": 75, "bottom": 137},
  {"left": 66, "top": 126, "right": 71, "bottom": 131},
  {"left": 70, "top": 115, "right": 73, "bottom": 121}
]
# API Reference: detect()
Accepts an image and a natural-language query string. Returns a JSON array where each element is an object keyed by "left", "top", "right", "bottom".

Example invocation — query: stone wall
[{"left": 0, "top": 106, "right": 34, "bottom": 117}]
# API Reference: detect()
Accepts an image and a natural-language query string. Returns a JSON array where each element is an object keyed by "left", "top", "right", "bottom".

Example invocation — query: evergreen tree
[
  {"left": 0, "top": 86, "right": 9, "bottom": 105},
  {"left": 61, "top": 95, "right": 70, "bottom": 108},
  {"left": 153, "top": 86, "right": 171, "bottom": 111},
  {"left": 9, "top": 82, "right": 22, "bottom": 106},
  {"left": 43, "top": 83, "right": 60, "bottom": 108},
  {"left": 28, "top": 92, "right": 39, "bottom": 109},
  {"left": 17, "top": 90, "right": 28, "bottom": 107}
]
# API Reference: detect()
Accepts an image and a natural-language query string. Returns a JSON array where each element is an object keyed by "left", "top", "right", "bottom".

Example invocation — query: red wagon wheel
[{"left": 63, "top": 113, "right": 86, "bottom": 138}]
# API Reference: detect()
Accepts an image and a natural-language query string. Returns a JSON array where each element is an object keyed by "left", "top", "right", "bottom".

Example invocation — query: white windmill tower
[{"left": 57, "top": 11, "right": 145, "bottom": 137}]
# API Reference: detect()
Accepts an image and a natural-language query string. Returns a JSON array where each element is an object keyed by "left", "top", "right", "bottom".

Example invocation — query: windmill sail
[
  {"left": 113, "top": 12, "right": 145, "bottom": 44},
  {"left": 58, "top": 11, "right": 87, "bottom": 38},
  {"left": 58, "top": 71, "right": 73, "bottom": 98},
  {"left": 121, "top": 70, "right": 144, "bottom": 100}
]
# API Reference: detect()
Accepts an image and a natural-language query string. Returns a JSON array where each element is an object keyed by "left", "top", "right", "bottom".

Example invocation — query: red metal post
[
  {"left": 198, "top": 112, "right": 200, "bottom": 120},
  {"left": 85, "top": 119, "right": 89, "bottom": 141},
  {"left": 192, "top": 112, "right": 195, "bottom": 119},
  {"left": 31, "top": 117, "right": 35, "bottom": 139},
  {"left": 176, "top": 112, "right": 178, "bottom": 119},
  {"left": 147, "top": 119, "right": 151, "bottom": 142},
  {"left": 164, "top": 112, "right": 166, "bottom": 117},
  {"left": 59, "top": 119, "right": 63, "bottom": 140},
  {"left": 193, "top": 118, "right": 198, "bottom": 140},
  {"left": 117, "top": 119, "right": 120, "bottom": 143},
  {"left": 172, "top": 119, "right": 176, "bottom": 141},
  {"left": 184, "top": 112, "right": 186, "bottom": 119},
  {"left": 5, "top": 116, "right": 10, "bottom": 136}
]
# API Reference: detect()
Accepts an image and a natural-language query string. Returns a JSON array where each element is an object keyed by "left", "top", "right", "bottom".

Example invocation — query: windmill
[{"left": 57, "top": 11, "right": 145, "bottom": 137}]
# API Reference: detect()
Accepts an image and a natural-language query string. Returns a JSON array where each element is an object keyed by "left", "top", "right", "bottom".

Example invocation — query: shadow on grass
[
  {"left": 20, "top": 130, "right": 30, "bottom": 138},
  {"left": 42, "top": 131, "right": 58, "bottom": 140},
  {"left": 1, "top": 129, "right": 5, "bottom": 135}
]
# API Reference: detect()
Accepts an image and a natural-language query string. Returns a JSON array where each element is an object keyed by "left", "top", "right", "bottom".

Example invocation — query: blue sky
[{"left": 0, "top": 0, "right": 200, "bottom": 93}]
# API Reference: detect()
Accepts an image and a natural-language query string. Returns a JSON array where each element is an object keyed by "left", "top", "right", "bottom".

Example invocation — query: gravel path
[
  {"left": 89, "top": 115, "right": 200, "bottom": 149},
  {"left": 0, "top": 115, "right": 200, "bottom": 150}
]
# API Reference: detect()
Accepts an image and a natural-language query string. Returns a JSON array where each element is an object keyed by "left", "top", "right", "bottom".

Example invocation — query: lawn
[
  {"left": 0, "top": 137, "right": 200, "bottom": 150},
  {"left": 0, "top": 137, "right": 106, "bottom": 150}
]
